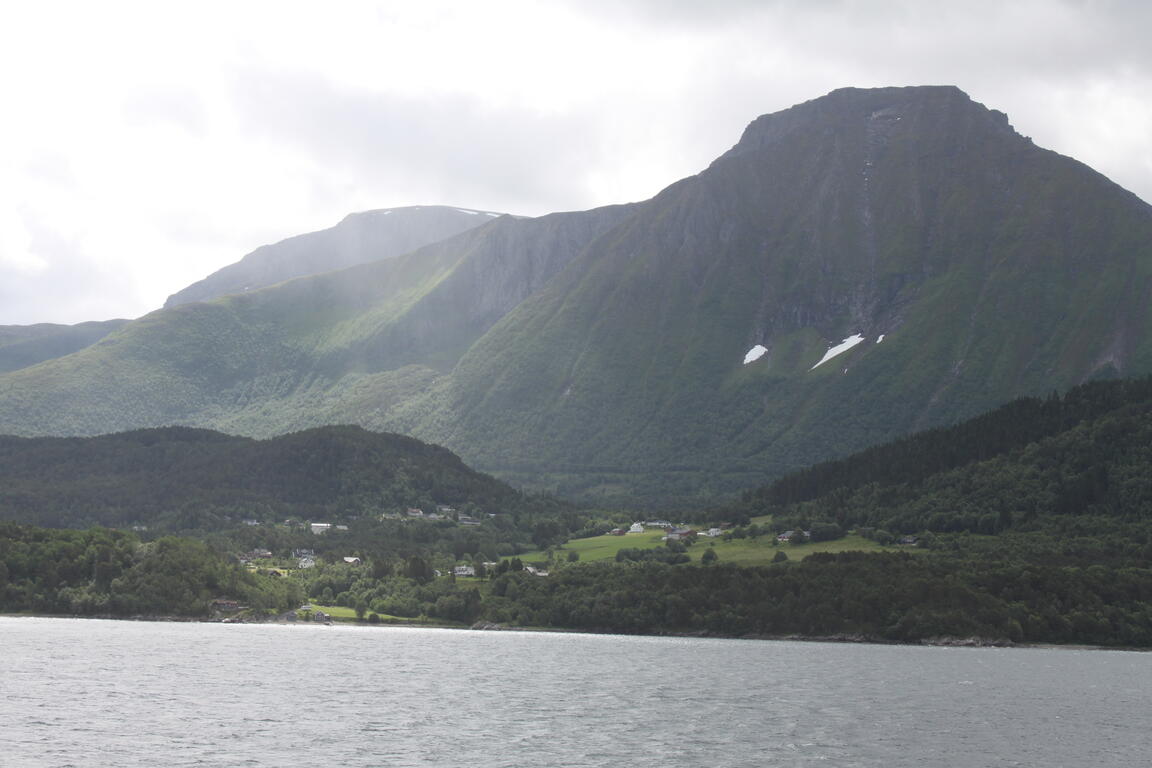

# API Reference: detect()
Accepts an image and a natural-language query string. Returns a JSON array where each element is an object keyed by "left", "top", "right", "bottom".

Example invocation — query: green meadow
[{"left": 514, "top": 523, "right": 896, "bottom": 567}]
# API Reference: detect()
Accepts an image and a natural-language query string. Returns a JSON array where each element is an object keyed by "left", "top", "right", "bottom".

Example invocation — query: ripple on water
[{"left": 2, "top": 619, "right": 1151, "bottom": 767}]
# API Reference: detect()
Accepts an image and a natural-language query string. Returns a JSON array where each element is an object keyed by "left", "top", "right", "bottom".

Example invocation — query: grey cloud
[
  {"left": 231, "top": 69, "right": 609, "bottom": 216},
  {"left": 0, "top": 214, "right": 128, "bottom": 325}
]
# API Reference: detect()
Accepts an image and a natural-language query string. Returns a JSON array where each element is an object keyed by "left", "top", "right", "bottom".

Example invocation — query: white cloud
[{"left": 0, "top": 0, "right": 1149, "bottom": 324}]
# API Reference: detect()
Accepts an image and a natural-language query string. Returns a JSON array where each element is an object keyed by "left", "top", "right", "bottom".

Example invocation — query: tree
[
  {"left": 701, "top": 548, "right": 718, "bottom": 565},
  {"left": 404, "top": 556, "right": 434, "bottom": 584},
  {"left": 772, "top": 550, "right": 789, "bottom": 563}
]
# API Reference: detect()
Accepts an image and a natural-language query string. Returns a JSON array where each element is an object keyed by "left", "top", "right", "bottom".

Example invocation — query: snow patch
[
  {"left": 810, "top": 333, "right": 865, "bottom": 370},
  {"left": 876, "top": 334, "right": 885, "bottom": 344},
  {"left": 485, "top": 212, "right": 499, "bottom": 217},
  {"left": 453, "top": 208, "right": 482, "bottom": 215},
  {"left": 743, "top": 345, "right": 768, "bottom": 365}
]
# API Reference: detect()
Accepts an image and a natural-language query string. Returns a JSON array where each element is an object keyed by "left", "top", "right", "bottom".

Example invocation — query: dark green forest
[
  {"left": 729, "top": 376, "right": 1152, "bottom": 544},
  {"left": 0, "top": 424, "right": 563, "bottom": 531}
]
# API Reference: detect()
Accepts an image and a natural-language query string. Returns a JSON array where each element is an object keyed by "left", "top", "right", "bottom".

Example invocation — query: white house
[
  {"left": 310, "top": 523, "right": 332, "bottom": 535},
  {"left": 629, "top": 522, "right": 645, "bottom": 534}
]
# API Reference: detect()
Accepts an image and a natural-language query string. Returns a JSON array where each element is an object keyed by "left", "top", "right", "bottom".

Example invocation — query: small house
[{"left": 628, "top": 522, "right": 645, "bottom": 534}]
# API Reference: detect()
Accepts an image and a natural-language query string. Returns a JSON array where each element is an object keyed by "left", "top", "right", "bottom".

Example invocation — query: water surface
[{"left": 2, "top": 617, "right": 1148, "bottom": 767}]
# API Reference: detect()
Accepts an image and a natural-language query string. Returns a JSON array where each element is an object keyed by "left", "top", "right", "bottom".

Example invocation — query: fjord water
[{"left": 3, "top": 618, "right": 1148, "bottom": 767}]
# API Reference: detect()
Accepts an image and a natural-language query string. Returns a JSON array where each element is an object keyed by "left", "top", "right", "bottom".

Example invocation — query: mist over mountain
[
  {"left": 164, "top": 205, "right": 506, "bottom": 308},
  {"left": 2, "top": 86, "right": 1150, "bottom": 504}
]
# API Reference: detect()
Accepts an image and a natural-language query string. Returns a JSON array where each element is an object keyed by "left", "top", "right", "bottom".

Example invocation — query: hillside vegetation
[
  {"left": 6, "top": 378, "right": 1152, "bottom": 645},
  {"left": 0, "top": 425, "right": 534, "bottom": 530},
  {"left": 477, "top": 377, "right": 1152, "bottom": 645}
]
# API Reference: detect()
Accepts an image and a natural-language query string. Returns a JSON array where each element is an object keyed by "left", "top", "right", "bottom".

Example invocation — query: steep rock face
[
  {"left": 164, "top": 205, "right": 504, "bottom": 308},
  {"left": 0, "top": 320, "right": 130, "bottom": 374}
]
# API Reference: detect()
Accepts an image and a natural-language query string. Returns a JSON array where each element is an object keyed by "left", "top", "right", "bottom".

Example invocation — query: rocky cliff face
[{"left": 165, "top": 205, "right": 505, "bottom": 308}]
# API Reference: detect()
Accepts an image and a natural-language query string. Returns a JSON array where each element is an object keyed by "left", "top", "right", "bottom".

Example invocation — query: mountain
[
  {"left": 164, "top": 205, "right": 506, "bottom": 307},
  {"left": 0, "top": 319, "right": 130, "bottom": 374},
  {"left": 0, "top": 424, "right": 525, "bottom": 530},
  {"left": 400, "top": 85, "right": 1152, "bottom": 499},
  {"left": 1, "top": 86, "right": 1150, "bottom": 503},
  {"left": 0, "top": 202, "right": 634, "bottom": 438}
]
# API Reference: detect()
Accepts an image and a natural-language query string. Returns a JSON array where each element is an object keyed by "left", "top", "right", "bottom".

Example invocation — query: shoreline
[{"left": 3, "top": 611, "right": 1148, "bottom": 652}]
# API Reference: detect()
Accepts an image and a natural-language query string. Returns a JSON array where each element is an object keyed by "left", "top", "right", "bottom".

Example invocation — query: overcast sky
[{"left": 1, "top": 0, "right": 1149, "bottom": 325}]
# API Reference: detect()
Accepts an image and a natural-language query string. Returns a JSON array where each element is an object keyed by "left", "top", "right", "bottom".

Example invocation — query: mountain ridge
[{"left": 164, "top": 204, "right": 507, "bottom": 308}]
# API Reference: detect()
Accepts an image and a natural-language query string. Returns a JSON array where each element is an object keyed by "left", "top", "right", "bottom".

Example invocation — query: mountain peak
[{"left": 722, "top": 85, "right": 1015, "bottom": 164}]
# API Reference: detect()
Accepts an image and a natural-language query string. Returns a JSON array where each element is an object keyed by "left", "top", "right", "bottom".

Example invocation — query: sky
[{"left": 1, "top": 0, "right": 1150, "bottom": 325}]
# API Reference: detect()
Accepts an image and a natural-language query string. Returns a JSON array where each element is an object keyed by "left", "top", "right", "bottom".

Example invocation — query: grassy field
[
  {"left": 512, "top": 526, "right": 899, "bottom": 567},
  {"left": 699, "top": 533, "right": 890, "bottom": 564},
  {"left": 309, "top": 604, "right": 429, "bottom": 623}
]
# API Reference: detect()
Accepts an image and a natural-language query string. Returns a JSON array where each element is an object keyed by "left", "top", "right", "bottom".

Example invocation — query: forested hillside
[
  {"left": 0, "top": 319, "right": 129, "bottom": 374},
  {"left": 0, "top": 425, "right": 541, "bottom": 530},
  {"left": 478, "top": 377, "right": 1152, "bottom": 646},
  {"left": 734, "top": 376, "right": 1152, "bottom": 540}
]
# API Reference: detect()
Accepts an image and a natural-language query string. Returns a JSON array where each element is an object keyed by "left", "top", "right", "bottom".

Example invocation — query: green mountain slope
[
  {"left": 1, "top": 86, "right": 1150, "bottom": 504},
  {"left": 165, "top": 205, "right": 506, "bottom": 307},
  {"left": 0, "top": 319, "right": 129, "bottom": 374},
  {"left": 0, "top": 204, "right": 633, "bottom": 438}
]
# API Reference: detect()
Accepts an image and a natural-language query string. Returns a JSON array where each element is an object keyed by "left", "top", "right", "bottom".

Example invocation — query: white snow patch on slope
[
  {"left": 743, "top": 344, "right": 768, "bottom": 365},
  {"left": 453, "top": 208, "right": 482, "bottom": 215},
  {"left": 810, "top": 333, "right": 865, "bottom": 370},
  {"left": 876, "top": 334, "right": 885, "bottom": 344}
]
